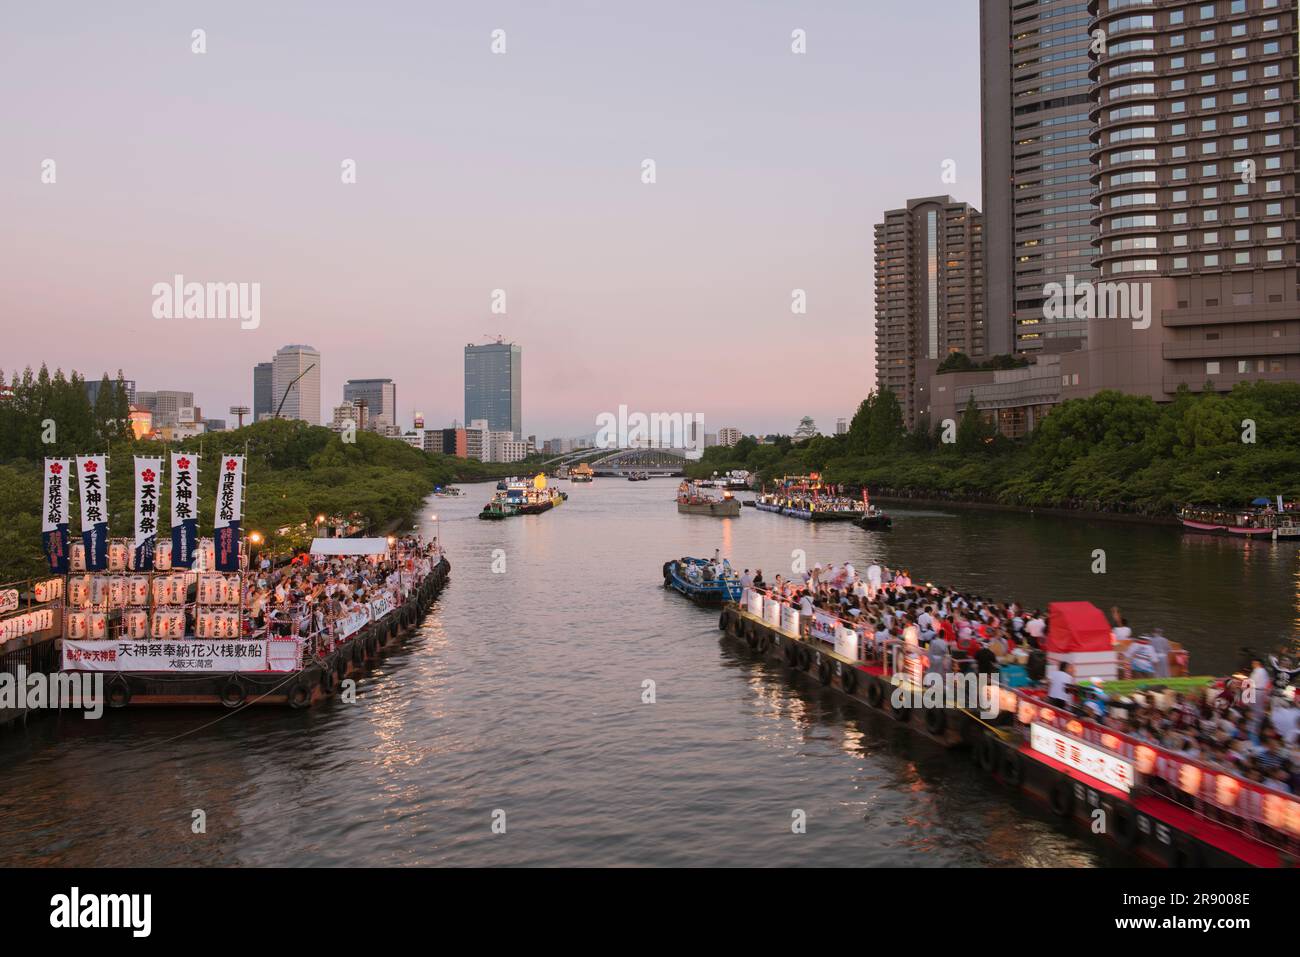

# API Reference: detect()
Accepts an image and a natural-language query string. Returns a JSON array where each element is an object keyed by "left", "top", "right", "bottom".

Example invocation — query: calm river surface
[{"left": 2, "top": 479, "right": 1298, "bottom": 867}]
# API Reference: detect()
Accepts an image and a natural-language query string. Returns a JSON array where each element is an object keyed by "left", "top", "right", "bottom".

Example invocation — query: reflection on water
[{"left": 0, "top": 481, "right": 1289, "bottom": 866}]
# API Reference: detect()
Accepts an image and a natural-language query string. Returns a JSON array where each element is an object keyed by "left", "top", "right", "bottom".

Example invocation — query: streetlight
[
  {"left": 248, "top": 531, "right": 264, "bottom": 571},
  {"left": 429, "top": 513, "right": 440, "bottom": 553}
]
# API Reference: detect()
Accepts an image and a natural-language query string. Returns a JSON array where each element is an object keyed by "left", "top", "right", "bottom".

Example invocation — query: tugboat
[
  {"left": 676, "top": 481, "right": 741, "bottom": 517},
  {"left": 854, "top": 505, "right": 892, "bottom": 530},
  {"left": 569, "top": 463, "right": 594, "bottom": 483},
  {"left": 481, "top": 474, "right": 565, "bottom": 519},
  {"left": 627, "top": 471, "right": 650, "bottom": 482},
  {"left": 662, "top": 556, "right": 742, "bottom": 606}
]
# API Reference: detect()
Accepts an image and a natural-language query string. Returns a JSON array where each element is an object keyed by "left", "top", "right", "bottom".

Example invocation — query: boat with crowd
[
  {"left": 698, "top": 559, "right": 1300, "bottom": 868},
  {"left": 663, "top": 556, "right": 742, "bottom": 606},
  {"left": 755, "top": 475, "right": 873, "bottom": 523},
  {"left": 1179, "top": 500, "right": 1300, "bottom": 540},
  {"left": 480, "top": 475, "right": 566, "bottom": 519},
  {"left": 569, "top": 463, "right": 594, "bottom": 483},
  {"left": 54, "top": 534, "right": 450, "bottom": 709},
  {"left": 676, "top": 481, "right": 741, "bottom": 517}
]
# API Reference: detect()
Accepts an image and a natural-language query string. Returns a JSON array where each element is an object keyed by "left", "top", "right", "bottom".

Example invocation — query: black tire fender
[
  {"left": 219, "top": 676, "right": 246, "bottom": 709},
  {"left": 1050, "top": 779, "right": 1075, "bottom": 818},
  {"left": 924, "top": 707, "right": 947, "bottom": 736}
]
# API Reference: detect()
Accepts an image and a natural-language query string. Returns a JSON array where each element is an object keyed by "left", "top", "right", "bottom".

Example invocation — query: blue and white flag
[
  {"left": 133, "top": 456, "right": 162, "bottom": 571},
  {"left": 213, "top": 454, "right": 245, "bottom": 572},
  {"left": 170, "top": 451, "right": 199, "bottom": 568},
  {"left": 41, "top": 458, "right": 71, "bottom": 573},
  {"left": 76, "top": 454, "right": 108, "bottom": 571}
]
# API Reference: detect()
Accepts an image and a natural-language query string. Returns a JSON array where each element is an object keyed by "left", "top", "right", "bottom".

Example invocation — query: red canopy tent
[{"left": 1046, "top": 601, "right": 1112, "bottom": 653}]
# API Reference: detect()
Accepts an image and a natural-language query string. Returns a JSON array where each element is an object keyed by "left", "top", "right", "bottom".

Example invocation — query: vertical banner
[
  {"left": 213, "top": 455, "right": 245, "bottom": 572},
  {"left": 42, "top": 458, "right": 71, "bottom": 573},
  {"left": 133, "top": 456, "right": 162, "bottom": 571},
  {"left": 75, "top": 455, "right": 108, "bottom": 571},
  {"left": 170, "top": 451, "right": 199, "bottom": 568}
]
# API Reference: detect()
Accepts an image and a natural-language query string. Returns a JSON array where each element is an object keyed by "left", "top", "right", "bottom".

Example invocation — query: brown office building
[
  {"left": 981, "top": 0, "right": 1098, "bottom": 355},
  {"left": 873, "top": 196, "right": 985, "bottom": 428},
  {"left": 1057, "top": 0, "right": 1298, "bottom": 401}
]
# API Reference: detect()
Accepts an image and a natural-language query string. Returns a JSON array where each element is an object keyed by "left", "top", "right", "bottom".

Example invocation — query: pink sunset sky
[{"left": 1, "top": 0, "right": 982, "bottom": 439}]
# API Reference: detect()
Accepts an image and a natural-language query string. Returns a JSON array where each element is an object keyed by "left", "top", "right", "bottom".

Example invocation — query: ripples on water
[{"left": 2, "top": 480, "right": 1296, "bottom": 866}]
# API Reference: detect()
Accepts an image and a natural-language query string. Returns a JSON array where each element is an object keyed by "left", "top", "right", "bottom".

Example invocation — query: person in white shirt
[{"left": 1047, "top": 661, "right": 1073, "bottom": 708}]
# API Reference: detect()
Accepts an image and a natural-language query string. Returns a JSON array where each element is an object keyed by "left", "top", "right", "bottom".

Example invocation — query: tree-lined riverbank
[{"left": 689, "top": 383, "right": 1300, "bottom": 517}]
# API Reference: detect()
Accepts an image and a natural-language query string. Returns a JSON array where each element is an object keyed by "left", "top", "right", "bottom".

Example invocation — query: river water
[{"left": 2, "top": 479, "right": 1297, "bottom": 867}]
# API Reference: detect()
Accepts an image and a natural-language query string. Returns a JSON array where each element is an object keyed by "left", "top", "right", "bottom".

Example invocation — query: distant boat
[
  {"left": 676, "top": 481, "right": 741, "bottom": 517},
  {"left": 569, "top": 463, "right": 594, "bottom": 483}
]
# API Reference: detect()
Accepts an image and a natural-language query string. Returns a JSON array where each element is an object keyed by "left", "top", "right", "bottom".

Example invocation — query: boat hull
[
  {"left": 677, "top": 500, "right": 741, "bottom": 517},
  {"left": 855, "top": 514, "right": 893, "bottom": 530},
  {"left": 1180, "top": 519, "right": 1272, "bottom": 538}
]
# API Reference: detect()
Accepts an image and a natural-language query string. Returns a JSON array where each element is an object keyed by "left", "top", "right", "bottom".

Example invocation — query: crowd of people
[
  {"left": 243, "top": 535, "right": 439, "bottom": 653},
  {"left": 735, "top": 557, "right": 1300, "bottom": 798}
]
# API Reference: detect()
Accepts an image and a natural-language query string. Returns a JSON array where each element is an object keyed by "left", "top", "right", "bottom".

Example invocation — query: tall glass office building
[{"left": 464, "top": 342, "right": 521, "bottom": 438}]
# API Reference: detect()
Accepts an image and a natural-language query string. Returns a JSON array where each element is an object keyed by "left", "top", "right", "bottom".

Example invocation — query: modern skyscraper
[
  {"left": 253, "top": 362, "right": 273, "bottom": 421},
  {"left": 271, "top": 344, "right": 321, "bottom": 425},
  {"left": 1059, "top": 0, "right": 1299, "bottom": 400},
  {"left": 84, "top": 376, "right": 136, "bottom": 407},
  {"left": 981, "top": 0, "right": 1097, "bottom": 354},
  {"left": 464, "top": 341, "right": 521, "bottom": 438},
  {"left": 874, "top": 196, "right": 985, "bottom": 427},
  {"left": 343, "top": 378, "right": 397, "bottom": 429},
  {"left": 148, "top": 390, "right": 195, "bottom": 427}
]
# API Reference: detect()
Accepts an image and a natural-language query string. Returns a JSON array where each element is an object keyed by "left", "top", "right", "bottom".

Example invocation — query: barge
[
  {"left": 714, "top": 584, "right": 1300, "bottom": 867},
  {"left": 755, "top": 475, "right": 874, "bottom": 523},
  {"left": 676, "top": 482, "right": 741, "bottom": 517},
  {"left": 480, "top": 474, "right": 565, "bottom": 519},
  {"left": 58, "top": 540, "right": 450, "bottom": 709}
]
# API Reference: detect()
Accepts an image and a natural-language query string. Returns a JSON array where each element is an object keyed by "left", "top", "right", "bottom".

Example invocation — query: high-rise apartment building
[
  {"left": 1060, "top": 0, "right": 1298, "bottom": 400},
  {"left": 717, "top": 427, "right": 742, "bottom": 447},
  {"left": 343, "top": 378, "right": 397, "bottom": 429},
  {"left": 253, "top": 362, "right": 273, "bottom": 421},
  {"left": 464, "top": 341, "right": 521, "bottom": 438},
  {"left": 981, "top": 0, "right": 1097, "bottom": 354},
  {"left": 874, "top": 196, "right": 985, "bottom": 427},
  {"left": 271, "top": 344, "right": 322, "bottom": 425}
]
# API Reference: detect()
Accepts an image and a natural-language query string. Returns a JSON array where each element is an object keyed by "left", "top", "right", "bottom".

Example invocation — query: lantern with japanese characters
[
  {"left": 66, "top": 612, "right": 89, "bottom": 639},
  {"left": 33, "top": 578, "right": 63, "bottom": 603},
  {"left": 108, "top": 578, "right": 129, "bottom": 608},
  {"left": 154, "top": 541, "right": 172, "bottom": 571},
  {"left": 68, "top": 575, "right": 92, "bottom": 608},
  {"left": 128, "top": 576, "right": 149, "bottom": 606},
  {"left": 124, "top": 610, "right": 149, "bottom": 639},
  {"left": 70, "top": 542, "right": 86, "bottom": 572},
  {"left": 108, "top": 542, "right": 129, "bottom": 572}
]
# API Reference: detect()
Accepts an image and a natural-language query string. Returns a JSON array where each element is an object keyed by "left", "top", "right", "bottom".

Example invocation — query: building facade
[
  {"left": 343, "top": 378, "right": 397, "bottom": 429},
  {"left": 981, "top": 0, "right": 1097, "bottom": 354},
  {"left": 253, "top": 362, "right": 273, "bottom": 421},
  {"left": 717, "top": 427, "right": 742, "bottom": 447},
  {"left": 464, "top": 342, "right": 521, "bottom": 438},
  {"left": 1058, "top": 0, "right": 1298, "bottom": 401},
  {"left": 874, "top": 196, "right": 986, "bottom": 428},
  {"left": 271, "top": 344, "right": 321, "bottom": 425}
]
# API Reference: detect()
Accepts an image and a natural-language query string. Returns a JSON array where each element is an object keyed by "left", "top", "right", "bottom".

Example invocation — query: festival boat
[
  {"left": 709, "top": 569, "right": 1299, "bottom": 868},
  {"left": 52, "top": 533, "right": 450, "bottom": 709},
  {"left": 662, "top": 557, "right": 742, "bottom": 605},
  {"left": 433, "top": 486, "right": 462, "bottom": 497},
  {"left": 1179, "top": 501, "right": 1300, "bottom": 539},
  {"left": 627, "top": 472, "right": 650, "bottom": 482},
  {"left": 480, "top": 474, "right": 565, "bottom": 519},
  {"left": 676, "top": 481, "right": 741, "bottom": 517},
  {"left": 698, "top": 470, "right": 752, "bottom": 491},
  {"left": 756, "top": 475, "right": 869, "bottom": 522},
  {"left": 569, "top": 463, "right": 594, "bottom": 483}
]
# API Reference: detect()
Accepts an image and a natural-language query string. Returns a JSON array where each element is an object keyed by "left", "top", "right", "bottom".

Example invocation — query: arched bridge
[{"left": 589, "top": 448, "right": 690, "bottom": 476}]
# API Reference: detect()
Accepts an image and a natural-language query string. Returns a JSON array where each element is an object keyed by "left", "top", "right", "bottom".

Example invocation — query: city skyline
[{"left": 1, "top": 0, "right": 983, "bottom": 438}]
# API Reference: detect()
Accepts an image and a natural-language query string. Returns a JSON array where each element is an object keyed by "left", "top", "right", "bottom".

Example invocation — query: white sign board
[
  {"left": 1031, "top": 722, "right": 1135, "bottom": 793},
  {"left": 62, "top": 639, "right": 284, "bottom": 673}
]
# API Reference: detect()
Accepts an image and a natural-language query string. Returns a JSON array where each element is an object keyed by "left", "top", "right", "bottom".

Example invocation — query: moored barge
[
  {"left": 714, "top": 583, "right": 1300, "bottom": 867},
  {"left": 676, "top": 481, "right": 741, "bottom": 517}
]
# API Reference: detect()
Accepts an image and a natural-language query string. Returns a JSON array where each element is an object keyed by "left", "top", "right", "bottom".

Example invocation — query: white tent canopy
[{"left": 309, "top": 538, "right": 391, "bottom": 557}]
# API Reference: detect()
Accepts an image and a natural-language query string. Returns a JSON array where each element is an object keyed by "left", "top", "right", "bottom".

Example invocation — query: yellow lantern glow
[
  {"left": 1100, "top": 734, "right": 1121, "bottom": 752},
  {"left": 1066, "top": 720, "right": 1084, "bottom": 736},
  {"left": 1135, "top": 745, "right": 1157, "bottom": 775},
  {"left": 1018, "top": 700, "right": 1036, "bottom": 724},
  {"left": 1177, "top": 763, "right": 1202, "bottom": 794},
  {"left": 1039, "top": 707, "right": 1056, "bottom": 724},
  {"left": 1215, "top": 774, "right": 1239, "bottom": 807},
  {"left": 1263, "top": 794, "right": 1287, "bottom": 829},
  {"left": 999, "top": 689, "right": 1018, "bottom": 716}
]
